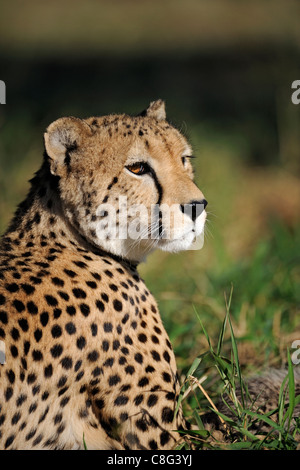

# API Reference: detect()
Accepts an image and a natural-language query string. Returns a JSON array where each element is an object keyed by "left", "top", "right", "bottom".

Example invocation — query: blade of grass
[
  {"left": 193, "top": 305, "right": 213, "bottom": 352},
  {"left": 174, "top": 355, "right": 203, "bottom": 417},
  {"left": 286, "top": 349, "right": 295, "bottom": 429},
  {"left": 227, "top": 311, "right": 245, "bottom": 409}
]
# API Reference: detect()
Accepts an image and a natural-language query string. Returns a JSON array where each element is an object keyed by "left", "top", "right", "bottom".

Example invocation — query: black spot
[
  {"left": 136, "top": 418, "right": 148, "bottom": 432},
  {"left": 50, "top": 344, "right": 63, "bottom": 358},
  {"left": 147, "top": 394, "right": 158, "bottom": 407},
  {"left": 32, "top": 350, "right": 43, "bottom": 361},
  {"left": 113, "top": 299, "right": 123, "bottom": 312},
  {"left": 102, "top": 340, "right": 109, "bottom": 352},
  {"left": 138, "top": 334, "right": 147, "bottom": 343},
  {"left": 40, "top": 311, "right": 49, "bottom": 326},
  {"left": 29, "top": 402, "right": 38, "bottom": 413},
  {"left": 114, "top": 395, "right": 129, "bottom": 406},
  {"left": 148, "top": 439, "right": 158, "bottom": 450},
  {"left": 18, "top": 318, "right": 29, "bottom": 332},
  {"left": 162, "top": 372, "right": 171, "bottom": 383},
  {"left": 5, "top": 387, "right": 13, "bottom": 401},
  {"left": 16, "top": 394, "right": 27, "bottom": 406},
  {"left": 138, "top": 377, "right": 149, "bottom": 387},
  {"left": 5, "top": 283, "right": 19, "bottom": 293},
  {"left": 44, "top": 364, "right": 53, "bottom": 378},
  {"left": 58, "top": 291, "right": 69, "bottom": 301},
  {"left": 0, "top": 310, "right": 8, "bottom": 324},
  {"left": 125, "top": 365, "right": 135, "bottom": 375},
  {"left": 4, "top": 434, "right": 15, "bottom": 449},
  {"left": 95, "top": 300, "right": 105, "bottom": 312},
  {"left": 65, "top": 322, "right": 76, "bottom": 335},
  {"left": 91, "top": 323, "right": 98, "bottom": 336},
  {"left": 45, "top": 295, "right": 58, "bottom": 307},
  {"left": 51, "top": 325, "right": 62, "bottom": 338},
  {"left": 109, "top": 284, "right": 118, "bottom": 292},
  {"left": 53, "top": 308, "right": 62, "bottom": 319},
  {"left": 163, "top": 350, "right": 171, "bottom": 363},
  {"left": 134, "top": 394, "right": 144, "bottom": 406},
  {"left": 6, "top": 369, "right": 15, "bottom": 384},
  {"left": 10, "top": 345, "right": 18, "bottom": 357},
  {"left": 86, "top": 281, "right": 97, "bottom": 289},
  {"left": 75, "top": 360, "right": 83, "bottom": 372},
  {"left": 125, "top": 335, "right": 133, "bottom": 345},
  {"left": 30, "top": 276, "right": 42, "bottom": 285},
  {"left": 160, "top": 431, "right": 170, "bottom": 446},
  {"left": 73, "top": 261, "right": 88, "bottom": 269},
  {"left": 108, "top": 375, "right": 121, "bottom": 386},
  {"left": 121, "top": 313, "right": 129, "bottom": 324},
  {"left": 103, "top": 357, "right": 114, "bottom": 367},
  {"left": 134, "top": 353, "right": 143, "bottom": 364},
  {"left": 76, "top": 336, "right": 86, "bottom": 350},
  {"left": 103, "top": 322, "right": 113, "bottom": 333},
  {"left": 23, "top": 341, "right": 30, "bottom": 355},
  {"left": 95, "top": 399, "right": 104, "bottom": 410},
  {"left": 0, "top": 294, "right": 6, "bottom": 305},
  {"left": 66, "top": 305, "right": 76, "bottom": 316},
  {"left": 60, "top": 356, "right": 73, "bottom": 370},
  {"left": 91, "top": 272, "right": 101, "bottom": 281},
  {"left": 64, "top": 269, "right": 77, "bottom": 278},
  {"left": 151, "top": 350, "right": 161, "bottom": 361},
  {"left": 13, "top": 299, "right": 25, "bottom": 313},
  {"left": 87, "top": 350, "right": 99, "bottom": 362},
  {"left": 151, "top": 335, "right": 159, "bottom": 344},
  {"left": 33, "top": 212, "right": 41, "bottom": 224},
  {"left": 57, "top": 375, "right": 67, "bottom": 388},
  {"left": 79, "top": 303, "right": 90, "bottom": 316},
  {"left": 21, "top": 283, "right": 35, "bottom": 295},
  {"left": 26, "top": 301, "right": 38, "bottom": 315},
  {"left": 11, "top": 411, "right": 21, "bottom": 425},
  {"left": 34, "top": 329, "right": 43, "bottom": 342},
  {"left": 161, "top": 406, "right": 174, "bottom": 423},
  {"left": 60, "top": 397, "right": 70, "bottom": 407},
  {"left": 51, "top": 277, "right": 65, "bottom": 287}
]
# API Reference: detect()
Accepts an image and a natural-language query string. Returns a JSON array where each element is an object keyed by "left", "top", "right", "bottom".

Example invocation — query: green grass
[{"left": 175, "top": 289, "right": 300, "bottom": 450}]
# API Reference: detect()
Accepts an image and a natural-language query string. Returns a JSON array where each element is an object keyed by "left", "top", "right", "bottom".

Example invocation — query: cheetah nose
[{"left": 180, "top": 199, "right": 208, "bottom": 222}]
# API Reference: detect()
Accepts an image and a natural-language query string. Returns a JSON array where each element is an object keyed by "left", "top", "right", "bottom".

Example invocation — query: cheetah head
[{"left": 44, "top": 100, "right": 207, "bottom": 263}]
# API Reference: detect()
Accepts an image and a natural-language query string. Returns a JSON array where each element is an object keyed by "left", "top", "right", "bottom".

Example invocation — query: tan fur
[
  {"left": 2, "top": 102, "right": 296, "bottom": 450},
  {"left": 0, "top": 101, "right": 205, "bottom": 449}
]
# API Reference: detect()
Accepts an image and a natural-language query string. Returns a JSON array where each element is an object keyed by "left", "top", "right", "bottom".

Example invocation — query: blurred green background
[{"left": 0, "top": 0, "right": 299, "bottom": 373}]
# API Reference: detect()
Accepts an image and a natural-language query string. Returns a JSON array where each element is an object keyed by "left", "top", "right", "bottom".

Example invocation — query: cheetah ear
[
  {"left": 142, "top": 100, "right": 166, "bottom": 121},
  {"left": 44, "top": 117, "right": 92, "bottom": 175}
]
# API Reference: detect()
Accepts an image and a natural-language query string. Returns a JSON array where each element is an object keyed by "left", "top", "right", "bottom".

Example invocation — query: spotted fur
[{"left": 0, "top": 101, "right": 207, "bottom": 449}]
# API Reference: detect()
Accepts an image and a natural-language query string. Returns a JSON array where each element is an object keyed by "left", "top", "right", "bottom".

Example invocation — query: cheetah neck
[{"left": 2, "top": 159, "right": 138, "bottom": 271}]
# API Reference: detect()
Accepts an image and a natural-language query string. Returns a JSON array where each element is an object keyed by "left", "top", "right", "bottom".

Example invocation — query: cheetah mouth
[{"left": 156, "top": 223, "right": 206, "bottom": 252}]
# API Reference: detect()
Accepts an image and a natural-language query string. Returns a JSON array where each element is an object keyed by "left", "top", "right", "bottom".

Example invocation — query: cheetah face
[{"left": 44, "top": 100, "right": 207, "bottom": 262}]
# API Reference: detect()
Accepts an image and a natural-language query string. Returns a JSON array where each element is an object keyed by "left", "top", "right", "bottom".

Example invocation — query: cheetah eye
[
  {"left": 182, "top": 155, "right": 194, "bottom": 167},
  {"left": 126, "top": 162, "right": 150, "bottom": 176}
]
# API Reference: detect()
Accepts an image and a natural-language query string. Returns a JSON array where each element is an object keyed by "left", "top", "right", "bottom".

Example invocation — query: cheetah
[{"left": 0, "top": 100, "right": 208, "bottom": 450}]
